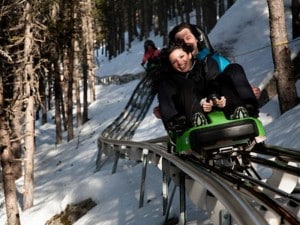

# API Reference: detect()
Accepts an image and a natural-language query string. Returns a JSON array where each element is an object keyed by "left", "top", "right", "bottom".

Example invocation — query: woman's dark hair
[
  {"left": 164, "top": 41, "right": 194, "bottom": 69},
  {"left": 149, "top": 42, "right": 195, "bottom": 89},
  {"left": 166, "top": 41, "right": 193, "bottom": 56},
  {"left": 144, "top": 39, "right": 157, "bottom": 52}
]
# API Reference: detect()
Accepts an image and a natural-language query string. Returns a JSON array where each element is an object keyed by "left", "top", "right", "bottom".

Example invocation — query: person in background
[
  {"left": 141, "top": 39, "right": 160, "bottom": 71},
  {"left": 157, "top": 42, "right": 251, "bottom": 137}
]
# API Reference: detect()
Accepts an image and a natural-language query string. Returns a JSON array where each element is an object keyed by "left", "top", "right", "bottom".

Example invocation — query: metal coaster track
[
  {"left": 101, "top": 74, "right": 155, "bottom": 140},
  {"left": 96, "top": 75, "right": 300, "bottom": 225}
]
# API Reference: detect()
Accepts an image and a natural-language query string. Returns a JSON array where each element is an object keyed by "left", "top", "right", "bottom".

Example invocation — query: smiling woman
[
  {"left": 157, "top": 42, "right": 221, "bottom": 134},
  {"left": 157, "top": 42, "right": 259, "bottom": 142},
  {"left": 168, "top": 44, "right": 194, "bottom": 72}
]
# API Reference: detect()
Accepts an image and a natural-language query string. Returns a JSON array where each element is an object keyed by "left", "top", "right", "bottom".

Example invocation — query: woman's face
[
  {"left": 169, "top": 48, "right": 193, "bottom": 73},
  {"left": 147, "top": 45, "right": 154, "bottom": 51},
  {"left": 174, "top": 28, "right": 198, "bottom": 55}
]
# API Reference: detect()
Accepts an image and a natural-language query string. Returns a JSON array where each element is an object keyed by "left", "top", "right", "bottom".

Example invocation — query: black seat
[{"left": 189, "top": 119, "right": 259, "bottom": 150}]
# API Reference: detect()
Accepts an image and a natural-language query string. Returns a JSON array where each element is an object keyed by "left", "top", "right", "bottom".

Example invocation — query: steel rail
[{"left": 252, "top": 143, "right": 300, "bottom": 161}]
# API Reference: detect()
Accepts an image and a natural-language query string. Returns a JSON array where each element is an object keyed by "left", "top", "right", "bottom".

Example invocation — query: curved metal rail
[
  {"left": 96, "top": 75, "right": 300, "bottom": 225},
  {"left": 101, "top": 74, "right": 155, "bottom": 140}
]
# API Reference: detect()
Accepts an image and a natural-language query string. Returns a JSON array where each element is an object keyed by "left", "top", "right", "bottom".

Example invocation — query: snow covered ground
[{"left": 1, "top": 0, "right": 300, "bottom": 224}]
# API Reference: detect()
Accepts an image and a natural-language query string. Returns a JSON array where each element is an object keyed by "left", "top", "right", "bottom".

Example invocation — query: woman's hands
[
  {"left": 201, "top": 96, "right": 226, "bottom": 112},
  {"left": 153, "top": 95, "right": 228, "bottom": 119},
  {"left": 214, "top": 96, "right": 226, "bottom": 108},
  {"left": 201, "top": 100, "right": 213, "bottom": 112}
]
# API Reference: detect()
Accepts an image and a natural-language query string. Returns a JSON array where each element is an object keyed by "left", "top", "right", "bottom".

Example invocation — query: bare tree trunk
[
  {"left": 23, "top": 1, "right": 36, "bottom": 209},
  {"left": 117, "top": 0, "right": 126, "bottom": 53},
  {"left": 81, "top": 3, "right": 89, "bottom": 123},
  {"left": 0, "top": 119, "right": 20, "bottom": 225},
  {"left": 178, "top": 0, "right": 184, "bottom": 23},
  {"left": 153, "top": 0, "right": 159, "bottom": 36},
  {"left": 54, "top": 60, "right": 63, "bottom": 144},
  {"left": 0, "top": 147, "right": 21, "bottom": 225},
  {"left": 67, "top": 1, "right": 76, "bottom": 140},
  {"left": 23, "top": 96, "right": 35, "bottom": 210},
  {"left": 49, "top": 0, "right": 63, "bottom": 142},
  {"left": 71, "top": 1, "right": 82, "bottom": 128},
  {"left": 10, "top": 77, "right": 23, "bottom": 180},
  {"left": 81, "top": 0, "right": 95, "bottom": 123},
  {"left": 140, "top": 0, "right": 148, "bottom": 39},
  {"left": 159, "top": 0, "right": 168, "bottom": 45},
  {"left": 184, "top": 0, "right": 191, "bottom": 23},
  {"left": 10, "top": 23, "right": 24, "bottom": 181},
  {"left": 0, "top": 2, "right": 22, "bottom": 223},
  {"left": 87, "top": 0, "right": 95, "bottom": 103},
  {"left": 127, "top": 0, "right": 134, "bottom": 47},
  {"left": 292, "top": 0, "right": 300, "bottom": 38},
  {"left": 62, "top": 48, "right": 69, "bottom": 131},
  {"left": 38, "top": 75, "right": 48, "bottom": 124},
  {"left": 68, "top": 46, "right": 75, "bottom": 140},
  {"left": 107, "top": 0, "right": 117, "bottom": 58},
  {"left": 47, "top": 68, "right": 53, "bottom": 110},
  {"left": 195, "top": 0, "right": 202, "bottom": 27},
  {"left": 203, "top": 0, "right": 217, "bottom": 33},
  {"left": 75, "top": 77, "right": 82, "bottom": 128},
  {"left": 219, "top": 0, "right": 225, "bottom": 17},
  {"left": 1, "top": 69, "right": 21, "bottom": 225},
  {"left": 267, "top": 0, "right": 298, "bottom": 113}
]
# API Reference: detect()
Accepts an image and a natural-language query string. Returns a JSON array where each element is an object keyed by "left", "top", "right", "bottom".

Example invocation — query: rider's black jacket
[{"left": 157, "top": 56, "right": 220, "bottom": 128}]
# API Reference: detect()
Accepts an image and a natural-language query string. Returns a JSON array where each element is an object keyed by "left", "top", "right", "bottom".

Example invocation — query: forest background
[{"left": 1, "top": 1, "right": 300, "bottom": 225}]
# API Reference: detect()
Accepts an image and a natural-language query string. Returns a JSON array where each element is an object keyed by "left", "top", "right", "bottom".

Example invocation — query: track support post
[{"left": 139, "top": 149, "right": 149, "bottom": 208}]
